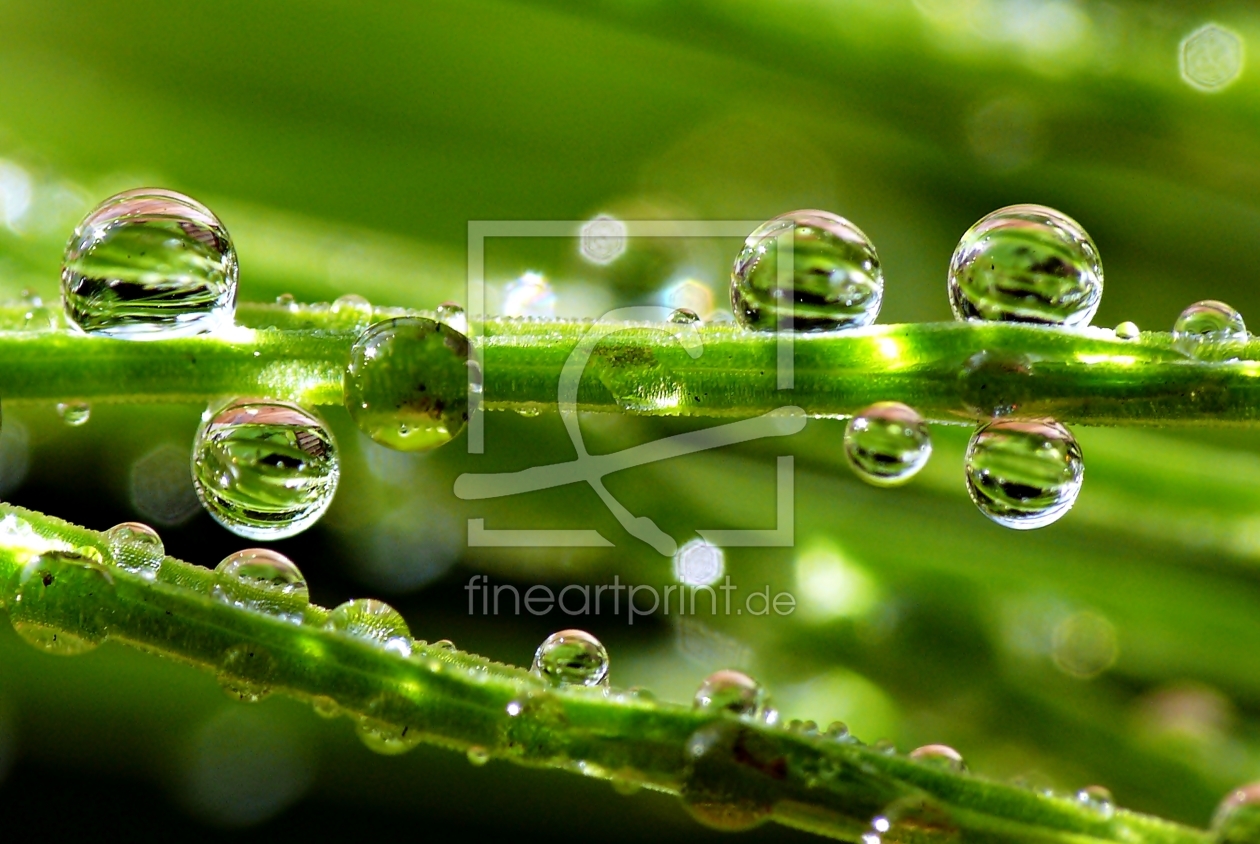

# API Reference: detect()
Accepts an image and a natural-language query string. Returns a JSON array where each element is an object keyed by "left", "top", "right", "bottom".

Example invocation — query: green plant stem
[
  {"left": 0, "top": 502, "right": 1212, "bottom": 844},
  {"left": 1, "top": 302, "right": 1259, "bottom": 426}
]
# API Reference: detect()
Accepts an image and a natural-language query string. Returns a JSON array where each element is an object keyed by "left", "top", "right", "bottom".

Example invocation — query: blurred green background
[{"left": 1, "top": 0, "right": 1260, "bottom": 839}]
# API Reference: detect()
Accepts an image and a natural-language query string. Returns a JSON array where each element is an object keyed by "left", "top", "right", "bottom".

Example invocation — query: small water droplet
[
  {"left": 965, "top": 418, "right": 1083, "bottom": 529},
  {"left": 1173, "top": 300, "right": 1248, "bottom": 357},
  {"left": 732, "top": 209, "right": 883, "bottom": 332},
  {"left": 55, "top": 401, "right": 90, "bottom": 427},
  {"left": 1113, "top": 321, "right": 1140, "bottom": 340},
  {"left": 466, "top": 745, "right": 490, "bottom": 766},
  {"left": 1076, "top": 785, "right": 1115, "bottom": 820},
  {"left": 311, "top": 696, "right": 340, "bottom": 719},
  {"left": 681, "top": 722, "right": 773, "bottom": 831},
  {"left": 23, "top": 305, "right": 56, "bottom": 331},
  {"left": 948, "top": 204, "right": 1102, "bottom": 327},
  {"left": 435, "top": 301, "right": 468, "bottom": 333},
  {"left": 611, "top": 775, "right": 642, "bottom": 796},
  {"left": 104, "top": 521, "right": 164, "bottom": 578},
  {"left": 325, "top": 598, "right": 413, "bottom": 657},
  {"left": 433, "top": 638, "right": 456, "bottom": 651},
  {"left": 669, "top": 307, "right": 700, "bottom": 325},
  {"left": 61, "top": 188, "right": 237, "bottom": 338},
  {"left": 275, "top": 293, "right": 297, "bottom": 310},
  {"left": 1214, "top": 784, "right": 1260, "bottom": 844},
  {"left": 331, "top": 293, "right": 371, "bottom": 314},
  {"left": 909, "top": 744, "right": 967, "bottom": 771},
  {"left": 344, "top": 317, "right": 471, "bottom": 452},
  {"left": 217, "top": 643, "right": 275, "bottom": 703},
  {"left": 532, "top": 629, "right": 609, "bottom": 687},
  {"left": 844, "top": 402, "right": 931, "bottom": 487},
  {"left": 355, "top": 718, "right": 421, "bottom": 755},
  {"left": 191, "top": 398, "right": 339, "bottom": 540},
  {"left": 515, "top": 406, "right": 542, "bottom": 418},
  {"left": 826, "top": 721, "right": 850, "bottom": 740},
  {"left": 10, "top": 551, "right": 113, "bottom": 655},
  {"left": 693, "top": 669, "right": 765, "bottom": 718},
  {"left": 213, "top": 548, "right": 309, "bottom": 622}
]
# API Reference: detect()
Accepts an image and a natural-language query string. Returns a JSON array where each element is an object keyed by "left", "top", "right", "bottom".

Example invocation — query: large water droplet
[
  {"left": 56, "top": 401, "right": 90, "bottom": 427},
  {"left": 213, "top": 548, "right": 309, "bottom": 622},
  {"left": 732, "top": 209, "right": 882, "bottom": 332},
  {"left": 948, "top": 204, "right": 1102, "bottom": 327},
  {"left": 105, "top": 521, "right": 164, "bottom": 578},
  {"left": 693, "top": 669, "right": 765, "bottom": 718},
  {"left": 1173, "top": 300, "right": 1247, "bottom": 357},
  {"left": 844, "top": 402, "right": 932, "bottom": 487},
  {"left": 61, "top": 188, "right": 238, "bottom": 338},
  {"left": 1214, "top": 784, "right": 1260, "bottom": 844},
  {"left": 532, "top": 629, "right": 609, "bottom": 687},
  {"left": 965, "top": 418, "right": 1083, "bottom": 529},
  {"left": 191, "top": 398, "right": 339, "bottom": 540},
  {"left": 344, "top": 317, "right": 471, "bottom": 452},
  {"left": 1076, "top": 785, "right": 1115, "bottom": 820},
  {"left": 908, "top": 744, "right": 967, "bottom": 772},
  {"left": 9, "top": 551, "right": 113, "bottom": 655},
  {"left": 325, "top": 598, "right": 413, "bottom": 657}
]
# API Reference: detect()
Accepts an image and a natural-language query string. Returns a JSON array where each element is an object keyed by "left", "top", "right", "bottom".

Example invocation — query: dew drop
[
  {"left": 217, "top": 643, "right": 275, "bottom": 703},
  {"left": 55, "top": 401, "right": 90, "bottom": 427},
  {"left": 693, "top": 669, "right": 765, "bottom": 718},
  {"left": 344, "top": 317, "right": 471, "bottom": 452},
  {"left": 466, "top": 745, "right": 490, "bottom": 766},
  {"left": 191, "top": 398, "right": 339, "bottom": 540},
  {"left": 532, "top": 629, "right": 609, "bottom": 687},
  {"left": 732, "top": 209, "right": 883, "bottom": 332},
  {"left": 909, "top": 744, "right": 967, "bottom": 772},
  {"left": 1213, "top": 783, "right": 1260, "bottom": 844},
  {"left": 1113, "top": 321, "right": 1140, "bottom": 341},
  {"left": 948, "top": 204, "right": 1102, "bottom": 327},
  {"left": 10, "top": 551, "right": 113, "bottom": 655},
  {"left": 355, "top": 718, "right": 421, "bottom": 756},
  {"left": 844, "top": 402, "right": 932, "bottom": 487},
  {"left": 61, "top": 188, "right": 238, "bottom": 338},
  {"left": 1076, "top": 785, "right": 1115, "bottom": 821},
  {"left": 681, "top": 722, "right": 773, "bottom": 831},
  {"left": 330, "top": 293, "right": 372, "bottom": 318},
  {"left": 1173, "top": 300, "right": 1248, "bottom": 357},
  {"left": 965, "top": 418, "right": 1083, "bottom": 529},
  {"left": 275, "top": 292, "right": 297, "bottom": 310},
  {"left": 435, "top": 301, "right": 468, "bottom": 333},
  {"left": 104, "top": 521, "right": 164, "bottom": 578},
  {"left": 669, "top": 307, "right": 700, "bottom": 325},
  {"left": 325, "top": 598, "right": 413, "bottom": 657},
  {"left": 826, "top": 721, "right": 850, "bottom": 740},
  {"left": 311, "top": 696, "right": 340, "bottom": 719},
  {"left": 213, "top": 548, "right": 310, "bottom": 622}
]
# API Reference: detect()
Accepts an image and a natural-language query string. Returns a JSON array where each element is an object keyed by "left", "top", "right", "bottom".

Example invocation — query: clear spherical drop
[
  {"left": 355, "top": 718, "right": 422, "bottom": 755},
  {"left": 1214, "top": 784, "right": 1260, "bottom": 844},
  {"left": 344, "top": 317, "right": 471, "bottom": 452},
  {"left": 948, "top": 204, "right": 1102, "bottom": 327},
  {"left": 693, "top": 669, "right": 765, "bottom": 718},
  {"left": 731, "top": 209, "right": 883, "bottom": 332},
  {"left": 10, "top": 551, "right": 114, "bottom": 655},
  {"left": 213, "top": 548, "right": 309, "bottom": 621},
  {"left": 965, "top": 418, "right": 1083, "bottom": 529},
  {"left": 61, "top": 188, "right": 238, "bottom": 339},
  {"left": 331, "top": 293, "right": 372, "bottom": 318},
  {"left": 1114, "top": 321, "right": 1140, "bottom": 341},
  {"left": 105, "top": 521, "right": 164, "bottom": 577},
  {"left": 191, "top": 398, "right": 339, "bottom": 540},
  {"left": 1173, "top": 300, "right": 1247, "bottom": 357},
  {"left": 56, "top": 401, "right": 90, "bottom": 427},
  {"left": 467, "top": 745, "right": 490, "bottom": 766},
  {"left": 532, "top": 629, "right": 609, "bottom": 687},
  {"left": 1076, "top": 785, "right": 1115, "bottom": 821},
  {"left": 325, "top": 598, "right": 413, "bottom": 657},
  {"left": 843, "top": 402, "right": 932, "bottom": 487},
  {"left": 435, "top": 301, "right": 468, "bottom": 333},
  {"left": 909, "top": 744, "right": 967, "bottom": 772},
  {"left": 217, "top": 643, "right": 275, "bottom": 703},
  {"left": 669, "top": 307, "right": 700, "bottom": 325}
]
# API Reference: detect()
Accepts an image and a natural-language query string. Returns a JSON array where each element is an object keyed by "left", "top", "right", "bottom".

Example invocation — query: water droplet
[
  {"left": 1114, "top": 321, "right": 1140, "bottom": 340},
  {"left": 693, "top": 669, "right": 765, "bottom": 718},
  {"left": 435, "top": 301, "right": 468, "bottom": 333},
  {"left": 844, "top": 402, "right": 931, "bottom": 487},
  {"left": 355, "top": 718, "right": 422, "bottom": 755},
  {"left": 213, "top": 548, "right": 309, "bottom": 622},
  {"left": 345, "top": 317, "right": 471, "bottom": 452},
  {"left": 23, "top": 305, "right": 56, "bottom": 332},
  {"left": 191, "top": 398, "right": 339, "bottom": 540},
  {"left": 55, "top": 401, "right": 90, "bottom": 427},
  {"left": 311, "top": 696, "right": 340, "bottom": 719},
  {"left": 948, "top": 204, "right": 1102, "bottom": 327},
  {"left": 330, "top": 293, "right": 372, "bottom": 319},
  {"left": 681, "top": 722, "right": 773, "bottom": 831},
  {"left": 825, "top": 721, "right": 850, "bottom": 740},
  {"left": 909, "top": 744, "right": 967, "bottom": 771},
  {"left": 732, "top": 209, "right": 883, "bottom": 332},
  {"left": 104, "top": 521, "right": 164, "bottom": 578},
  {"left": 466, "top": 745, "right": 490, "bottom": 766},
  {"left": 579, "top": 214, "right": 628, "bottom": 265},
  {"left": 61, "top": 188, "right": 237, "bottom": 338},
  {"left": 217, "top": 643, "right": 275, "bottom": 703},
  {"left": 965, "top": 418, "right": 1083, "bottom": 529},
  {"left": 433, "top": 638, "right": 456, "bottom": 651},
  {"left": 669, "top": 307, "right": 700, "bottom": 325},
  {"left": 9, "top": 551, "right": 113, "bottom": 655},
  {"left": 532, "top": 629, "right": 609, "bottom": 687},
  {"left": 325, "top": 598, "right": 413, "bottom": 657},
  {"left": 1214, "top": 784, "right": 1260, "bottom": 844},
  {"left": 1173, "top": 300, "right": 1248, "bottom": 357},
  {"left": 1076, "top": 785, "right": 1115, "bottom": 820}
]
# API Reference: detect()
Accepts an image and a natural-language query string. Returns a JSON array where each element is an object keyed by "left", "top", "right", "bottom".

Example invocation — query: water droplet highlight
[
  {"left": 105, "top": 521, "right": 164, "bottom": 578},
  {"left": 61, "top": 188, "right": 238, "bottom": 338},
  {"left": 10, "top": 551, "right": 113, "bottom": 655},
  {"left": 325, "top": 598, "right": 413, "bottom": 657},
  {"left": 1114, "top": 321, "right": 1140, "bottom": 340},
  {"left": 213, "top": 548, "right": 309, "bottom": 622},
  {"left": 948, "top": 204, "right": 1102, "bottom": 327},
  {"left": 843, "top": 402, "right": 931, "bottom": 487},
  {"left": 344, "top": 317, "right": 471, "bottom": 452},
  {"left": 55, "top": 401, "right": 90, "bottom": 427},
  {"left": 1076, "top": 785, "right": 1115, "bottom": 820},
  {"left": 965, "top": 418, "right": 1083, "bottom": 529},
  {"left": 532, "top": 629, "right": 609, "bottom": 687},
  {"left": 1173, "top": 300, "right": 1247, "bottom": 357},
  {"left": 909, "top": 744, "right": 967, "bottom": 771},
  {"left": 732, "top": 209, "right": 883, "bottom": 332},
  {"left": 693, "top": 669, "right": 765, "bottom": 718},
  {"left": 191, "top": 398, "right": 339, "bottom": 540},
  {"left": 435, "top": 301, "right": 468, "bottom": 333}
]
